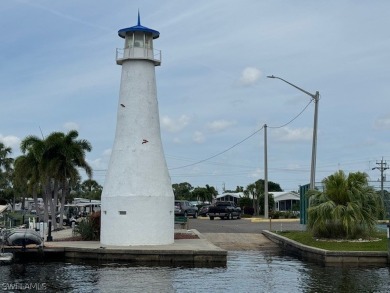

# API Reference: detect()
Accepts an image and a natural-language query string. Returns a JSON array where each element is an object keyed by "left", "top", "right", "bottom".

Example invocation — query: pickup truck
[{"left": 208, "top": 201, "right": 241, "bottom": 220}]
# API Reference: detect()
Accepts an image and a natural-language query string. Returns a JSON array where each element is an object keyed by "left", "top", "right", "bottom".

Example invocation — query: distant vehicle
[
  {"left": 174, "top": 200, "right": 198, "bottom": 218},
  {"left": 208, "top": 201, "right": 241, "bottom": 220},
  {"left": 199, "top": 205, "right": 210, "bottom": 217},
  {"left": 56, "top": 214, "right": 77, "bottom": 226},
  {"left": 189, "top": 201, "right": 199, "bottom": 207}
]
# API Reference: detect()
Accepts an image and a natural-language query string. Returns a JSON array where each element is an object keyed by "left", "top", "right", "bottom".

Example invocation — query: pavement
[
  {"left": 34, "top": 227, "right": 227, "bottom": 266},
  {"left": 45, "top": 225, "right": 279, "bottom": 252},
  {"left": 45, "top": 227, "right": 225, "bottom": 252}
]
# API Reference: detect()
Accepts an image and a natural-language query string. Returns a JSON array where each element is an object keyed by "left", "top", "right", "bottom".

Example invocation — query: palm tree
[
  {"left": 0, "top": 142, "right": 14, "bottom": 204},
  {"left": 0, "top": 142, "right": 13, "bottom": 172},
  {"left": 307, "top": 170, "right": 384, "bottom": 239},
  {"left": 80, "top": 179, "right": 102, "bottom": 200},
  {"left": 244, "top": 179, "right": 280, "bottom": 216},
  {"left": 20, "top": 135, "right": 50, "bottom": 222},
  {"left": 18, "top": 131, "right": 92, "bottom": 228},
  {"left": 43, "top": 130, "right": 92, "bottom": 227},
  {"left": 13, "top": 153, "right": 42, "bottom": 215}
]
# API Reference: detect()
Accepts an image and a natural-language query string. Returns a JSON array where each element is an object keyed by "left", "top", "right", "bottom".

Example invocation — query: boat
[
  {"left": 0, "top": 229, "right": 14, "bottom": 264},
  {"left": 3, "top": 229, "right": 43, "bottom": 247},
  {"left": 0, "top": 252, "right": 13, "bottom": 264}
]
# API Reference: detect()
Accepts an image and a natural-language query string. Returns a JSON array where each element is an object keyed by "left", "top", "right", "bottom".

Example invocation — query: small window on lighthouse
[
  {"left": 134, "top": 33, "right": 144, "bottom": 47},
  {"left": 119, "top": 211, "right": 127, "bottom": 215},
  {"left": 145, "top": 35, "right": 152, "bottom": 49},
  {"left": 125, "top": 36, "right": 132, "bottom": 48}
]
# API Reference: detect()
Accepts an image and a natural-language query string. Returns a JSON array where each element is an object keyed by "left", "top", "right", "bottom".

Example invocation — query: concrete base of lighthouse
[{"left": 100, "top": 195, "right": 174, "bottom": 246}]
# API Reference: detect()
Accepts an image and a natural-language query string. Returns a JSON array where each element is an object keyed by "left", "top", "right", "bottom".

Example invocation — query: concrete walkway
[
  {"left": 46, "top": 227, "right": 223, "bottom": 251},
  {"left": 40, "top": 227, "right": 227, "bottom": 266},
  {"left": 47, "top": 227, "right": 277, "bottom": 251},
  {"left": 45, "top": 230, "right": 223, "bottom": 252}
]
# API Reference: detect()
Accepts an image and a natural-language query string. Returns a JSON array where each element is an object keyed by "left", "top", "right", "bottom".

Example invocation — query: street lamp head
[{"left": 267, "top": 75, "right": 276, "bottom": 78}]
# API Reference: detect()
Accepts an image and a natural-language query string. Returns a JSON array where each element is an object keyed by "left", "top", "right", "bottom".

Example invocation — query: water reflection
[{"left": 0, "top": 250, "right": 389, "bottom": 292}]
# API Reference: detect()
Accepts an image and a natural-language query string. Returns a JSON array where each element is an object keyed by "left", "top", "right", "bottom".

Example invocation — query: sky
[{"left": 1, "top": 0, "right": 390, "bottom": 193}]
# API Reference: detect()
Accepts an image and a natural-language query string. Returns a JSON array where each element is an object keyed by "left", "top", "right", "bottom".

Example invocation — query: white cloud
[
  {"left": 373, "top": 116, "right": 390, "bottom": 130},
  {"left": 88, "top": 149, "right": 111, "bottom": 169},
  {"left": 207, "top": 120, "right": 237, "bottom": 132},
  {"left": 63, "top": 122, "right": 80, "bottom": 131},
  {"left": 249, "top": 168, "right": 262, "bottom": 179},
  {"left": 193, "top": 131, "right": 205, "bottom": 144},
  {"left": 173, "top": 137, "right": 182, "bottom": 144},
  {"left": 0, "top": 135, "right": 21, "bottom": 150},
  {"left": 102, "top": 149, "right": 112, "bottom": 157},
  {"left": 88, "top": 158, "right": 104, "bottom": 169},
  {"left": 239, "top": 67, "right": 262, "bottom": 86},
  {"left": 272, "top": 127, "right": 312, "bottom": 142},
  {"left": 161, "top": 115, "right": 190, "bottom": 133}
]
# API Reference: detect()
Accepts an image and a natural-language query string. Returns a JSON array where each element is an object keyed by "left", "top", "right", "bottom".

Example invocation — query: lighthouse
[{"left": 100, "top": 14, "right": 174, "bottom": 246}]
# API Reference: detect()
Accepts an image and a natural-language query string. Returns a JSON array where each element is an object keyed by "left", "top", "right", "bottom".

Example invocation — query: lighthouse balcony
[{"left": 116, "top": 47, "right": 161, "bottom": 66}]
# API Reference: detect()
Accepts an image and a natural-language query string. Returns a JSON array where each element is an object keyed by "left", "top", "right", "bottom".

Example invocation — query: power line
[
  {"left": 268, "top": 99, "right": 313, "bottom": 129},
  {"left": 169, "top": 98, "right": 314, "bottom": 170},
  {"left": 168, "top": 126, "right": 264, "bottom": 170}
]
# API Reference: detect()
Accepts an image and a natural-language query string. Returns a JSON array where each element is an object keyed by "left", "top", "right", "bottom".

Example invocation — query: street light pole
[
  {"left": 267, "top": 75, "right": 319, "bottom": 190},
  {"left": 264, "top": 124, "right": 268, "bottom": 219}
]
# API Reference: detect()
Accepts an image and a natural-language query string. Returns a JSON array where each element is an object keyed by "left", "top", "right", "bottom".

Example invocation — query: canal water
[{"left": 0, "top": 250, "right": 389, "bottom": 292}]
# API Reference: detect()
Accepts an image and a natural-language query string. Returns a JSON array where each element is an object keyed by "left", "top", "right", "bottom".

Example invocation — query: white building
[
  {"left": 215, "top": 192, "right": 244, "bottom": 205},
  {"left": 215, "top": 191, "right": 300, "bottom": 212},
  {"left": 270, "top": 191, "right": 300, "bottom": 211},
  {"left": 100, "top": 14, "right": 174, "bottom": 246}
]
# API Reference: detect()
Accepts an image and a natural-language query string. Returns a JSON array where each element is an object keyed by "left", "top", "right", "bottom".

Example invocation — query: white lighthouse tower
[{"left": 100, "top": 14, "right": 174, "bottom": 246}]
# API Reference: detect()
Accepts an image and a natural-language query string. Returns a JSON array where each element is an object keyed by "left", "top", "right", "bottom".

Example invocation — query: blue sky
[{"left": 1, "top": 0, "right": 390, "bottom": 192}]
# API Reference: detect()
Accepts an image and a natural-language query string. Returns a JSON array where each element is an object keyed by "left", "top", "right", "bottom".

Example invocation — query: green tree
[
  {"left": 19, "top": 130, "right": 92, "bottom": 228},
  {"left": 191, "top": 184, "right": 217, "bottom": 203},
  {"left": 80, "top": 179, "right": 102, "bottom": 200},
  {"left": 13, "top": 152, "right": 42, "bottom": 213},
  {"left": 244, "top": 179, "right": 281, "bottom": 216},
  {"left": 205, "top": 184, "right": 218, "bottom": 202},
  {"left": 307, "top": 170, "right": 384, "bottom": 239},
  {"left": 19, "top": 135, "right": 50, "bottom": 222},
  {"left": 43, "top": 130, "right": 92, "bottom": 227},
  {"left": 172, "top": 182, "right": 193, "bottom": 200},
  {"left": 0, "top": 142, "right": 14, "bottom": 203},
  {"left": 224, "top": 186, "right": 244, "bottom": 193}
]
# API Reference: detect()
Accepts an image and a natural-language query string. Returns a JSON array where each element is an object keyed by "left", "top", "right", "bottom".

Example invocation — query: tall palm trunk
[
  {"left": 32, "top": 184, "right": 39, "bottom": 221},
  {"left": 43, "top": 178, "right": 52, "bottom": 227},
  {"left": 51, "top": 180, "right": 59, "bottom": 230},
  {"left": 58, "top": 180, "right": 68, "bottom": 227},
  {"left": 43, "top": 191, "right": 49, "bottom": 224}
]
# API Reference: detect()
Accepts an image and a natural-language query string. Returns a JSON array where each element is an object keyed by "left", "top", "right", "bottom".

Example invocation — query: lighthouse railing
[{"left": 116, "top": 47, "right": 161, "bottom": 65}]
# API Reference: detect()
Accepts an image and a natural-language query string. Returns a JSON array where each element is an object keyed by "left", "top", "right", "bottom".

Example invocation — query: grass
[{"left": 276, "top": 230, "right": 388, "bottom": 251}]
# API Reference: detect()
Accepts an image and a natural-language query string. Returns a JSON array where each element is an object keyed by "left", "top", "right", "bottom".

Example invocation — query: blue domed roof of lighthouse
[{"left": 118, "top": 12, "right": 160, "bottom": 39}]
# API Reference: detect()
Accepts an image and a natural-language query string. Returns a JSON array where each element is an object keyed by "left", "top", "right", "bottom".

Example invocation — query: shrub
[
  {"left": 270, "top": 211, "right": 281, "bottom": 219},
  {"left": 74, "top": 211, "right": 101, "bottom": 241},
  {"left": 284, "top": 211, "right": 296, "bottom": 219}
]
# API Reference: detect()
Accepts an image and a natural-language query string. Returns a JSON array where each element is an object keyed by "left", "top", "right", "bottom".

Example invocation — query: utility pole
[{"left": 372, "top": 157, "right": 389, "bottom": 199}]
